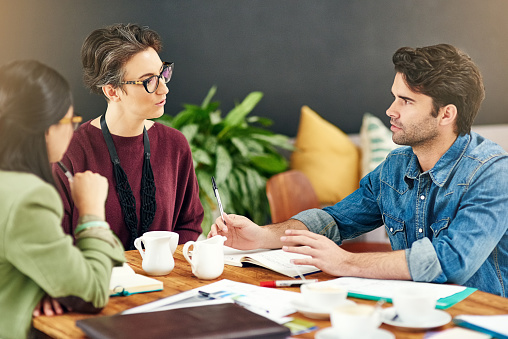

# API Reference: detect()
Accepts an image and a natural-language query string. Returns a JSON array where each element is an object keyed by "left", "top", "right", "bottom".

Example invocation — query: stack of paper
[{"left": 123, "top": 279, "right": 300, "bottom": 323}]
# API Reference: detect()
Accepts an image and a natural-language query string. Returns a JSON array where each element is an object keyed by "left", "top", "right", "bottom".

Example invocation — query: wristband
[
  {"left": 74, "top": 220, "right": 110, "bottom": 235},
  {"left": 77, "top": 214, "right": 104, "bottom": 225}
]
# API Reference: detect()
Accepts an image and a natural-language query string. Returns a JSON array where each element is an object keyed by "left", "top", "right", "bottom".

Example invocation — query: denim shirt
[{"left": 293, "top": 132, "right": 508, "bottom": 297}]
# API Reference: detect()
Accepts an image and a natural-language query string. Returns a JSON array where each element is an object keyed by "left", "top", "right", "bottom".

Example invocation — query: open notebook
[
  {"left": 224, "top": 247, "right": 320, "bottom": 278},
  {"left": 109, "top": 263, "right": 163, "bottom": 296}
]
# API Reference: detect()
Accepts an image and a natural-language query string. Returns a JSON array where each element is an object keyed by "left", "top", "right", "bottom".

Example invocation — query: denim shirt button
[
  {"left": 390, "top": 227, "right": 394, "bottom": 232},
  {"left": 420, "top": 195, "right": 425, "bottom": 200},
  {"left": 419, "top": 228, "right": 423, "bottom": 233}
]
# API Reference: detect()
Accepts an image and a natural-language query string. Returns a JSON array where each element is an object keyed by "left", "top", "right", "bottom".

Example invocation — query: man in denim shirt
[{"left": 209, "top": 44, "right": 508, "bottom": 296}]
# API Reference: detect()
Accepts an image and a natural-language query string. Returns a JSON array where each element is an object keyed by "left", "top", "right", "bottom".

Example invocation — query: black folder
[{"left": 76, "top": 303, "right": 291, "bottom": 339}]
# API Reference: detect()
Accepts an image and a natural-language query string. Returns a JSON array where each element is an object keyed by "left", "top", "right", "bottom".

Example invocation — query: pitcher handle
[
  {"left": 133, "top": 237, "right": 145, "bottom": 259},
  {"left": 182, "top": 241, "right": 195, "bottom": 269}
]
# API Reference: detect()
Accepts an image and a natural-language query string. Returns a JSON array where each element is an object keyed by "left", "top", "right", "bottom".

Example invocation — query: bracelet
[
  {"left": 74, "top": 220, "right": 110, "bottom": 235},
  {"left": 77, "top": 214, "right": 104, "bottom": 225},
  {"left": 75, "top": 227, "right": 122, "bottom": 248}
]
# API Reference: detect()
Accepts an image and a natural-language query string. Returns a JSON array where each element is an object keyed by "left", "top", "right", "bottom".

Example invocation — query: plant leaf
[
  {"left": 247, "top": 116, "right": 273, "bottom": 126},
  {"left": 201, "top": 86, "right": 217, "bottom": 109},
  {"left": 191, "top": 147, "right": 213, "bottom": 166},
  {"left": 180, "top": 124, "right": 199, "bottom": 143},
  {"left": 199, "top": 191, "right": 214, "bottom": 236},
  {"left": 250, "top": 154, "right": 288, "bottom": 174},
  {"left": 251, "top": 133, "right": 295, "bottom": 150},
  {"left": 215, "top": 145, "right": 232, "bottom": 184},
  {"left": 171, "top": 110, "right": 198, "bottom": 130},
  {"left": 221, "top": 92, "right": 263, "bottom": 130},
  {"left": 210, "top": 110, "right": 223, "bottom": 125},
  {"left": 154, "top": 114, "right": 173, "bottom": 127},
  {"left": 196, "top": 170, "right": 214, "bottom": 203},
  {"left": 230, "top": 137, "right": 250, "bottom": 157}
]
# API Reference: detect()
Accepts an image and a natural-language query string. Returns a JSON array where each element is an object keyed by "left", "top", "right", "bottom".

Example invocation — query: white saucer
[
  {"left": 382, "top": 307, "right": 451, "bottom": 330},
  {"left": 291, "top": 296, "right": 355, "bottom": 319},
  {"left": 316, "top": 327, "right": 395, "bottom": 339}
]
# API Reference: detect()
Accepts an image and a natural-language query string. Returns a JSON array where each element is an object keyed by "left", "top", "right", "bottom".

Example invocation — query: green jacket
[{"left": 0, "top": 171, "right": 125, "bottom": 339}]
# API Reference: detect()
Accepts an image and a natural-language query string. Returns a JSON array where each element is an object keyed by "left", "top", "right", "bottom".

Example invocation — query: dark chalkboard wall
[{"left": 1, "top": 1, "right": 507, "bottom": 135}]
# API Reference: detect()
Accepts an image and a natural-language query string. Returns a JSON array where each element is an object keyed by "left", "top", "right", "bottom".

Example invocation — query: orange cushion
[{"left": 290, "top": 106, "right": 360, "bottom": 204}]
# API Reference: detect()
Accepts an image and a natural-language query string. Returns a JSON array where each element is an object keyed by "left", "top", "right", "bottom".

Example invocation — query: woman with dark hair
[
  {"left": 54, "top": 23, "right": 203, "bottom": 250},
  {"left": 0, "top": 60, "right": 125, "bottom": 339}
]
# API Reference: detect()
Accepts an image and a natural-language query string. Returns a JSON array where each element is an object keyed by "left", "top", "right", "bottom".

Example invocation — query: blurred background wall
[{"left": 1, "top": 0, "right": 507, "bottom": 135}]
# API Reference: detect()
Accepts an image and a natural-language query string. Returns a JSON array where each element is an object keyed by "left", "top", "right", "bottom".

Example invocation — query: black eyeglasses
[{"left": 121, "top": 62, "right": 174, "bottom": 93}]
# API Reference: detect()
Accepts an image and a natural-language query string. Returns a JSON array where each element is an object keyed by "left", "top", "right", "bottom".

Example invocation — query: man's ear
[
  {"left": 439, "top": 104, "right": 457, "bottom": 128},
  {"left": 102, "top": 84, "right": 122, "bottom": 102}
]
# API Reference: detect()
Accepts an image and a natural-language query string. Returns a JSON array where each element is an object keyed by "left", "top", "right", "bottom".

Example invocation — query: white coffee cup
[
  {"left": 183, "top": 235, "right": 226, "bottom": 280},
  {"left": 392, "top": 286, "right": 437, "bottom": 324},
  {"left": 331, "top": 303, "right": 381, "bottom": 339},
  {"left": 133, "top": 231, "right": 178, "bottom": 276},
  {"left": 300, "top": 282, "right": 348, "bottom": 311}
]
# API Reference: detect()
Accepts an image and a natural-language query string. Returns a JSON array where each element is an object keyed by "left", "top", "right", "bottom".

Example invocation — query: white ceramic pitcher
[
  {"left": 183, "top": 236, "right": 226, "bottom": 280},
  {"left": 134, "top": 232, "right": 175, "bottom": 276}
]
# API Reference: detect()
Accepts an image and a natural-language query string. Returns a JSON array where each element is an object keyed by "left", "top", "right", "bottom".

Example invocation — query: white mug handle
[
  {"left": 182, "top": 241, "right": 195, "bottom": 270},
  {"left": 133, "top": 237, "right": 145, "bottom": 259}
]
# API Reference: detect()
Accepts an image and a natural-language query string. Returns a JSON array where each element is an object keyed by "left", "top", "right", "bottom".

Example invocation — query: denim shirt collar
[{"left": 405, "top": 133, "right": 471, "bottom": 187}]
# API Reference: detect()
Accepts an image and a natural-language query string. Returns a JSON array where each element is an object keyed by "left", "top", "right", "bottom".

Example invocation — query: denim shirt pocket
[
  {"left": 430, "top": 218, "right": 450, "bottom": 238},
  {"left": 383, "top": 213, "right": 407, "bottom": 250}
]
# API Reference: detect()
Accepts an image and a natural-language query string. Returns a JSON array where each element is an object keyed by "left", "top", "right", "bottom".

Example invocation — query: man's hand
[
  {"left": 281, "top": 229, "right": 411, "bottom": 280},
  {"left": 208, "top": 213, "right": 264, "bottom": 250},
  {"left": 280, "top": 229, "right": 351, "bottom": 276}
]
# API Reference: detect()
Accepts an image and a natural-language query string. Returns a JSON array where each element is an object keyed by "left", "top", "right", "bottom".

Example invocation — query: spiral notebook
[{"left": 109, "top": 263, "right": 163, "bottom": 296}]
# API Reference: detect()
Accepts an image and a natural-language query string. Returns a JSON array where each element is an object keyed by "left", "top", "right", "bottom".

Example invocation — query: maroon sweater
[{"left": 54, "top": 121, "right": 203, "bottom": 248}]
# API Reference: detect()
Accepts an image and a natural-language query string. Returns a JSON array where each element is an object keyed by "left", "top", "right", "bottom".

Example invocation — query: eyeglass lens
[{"left": 145, "top": 64, "right": 172, "bottom": 93}]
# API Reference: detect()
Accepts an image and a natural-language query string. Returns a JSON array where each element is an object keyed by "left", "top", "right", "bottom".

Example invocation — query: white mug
[
  {"left": 300, "top": 282, "right": 348, "bottom": 311},
  {"left": 183, "top": 236, "right": 226, "bottom": 280},
  {"left": 392, "top": 286, "right": 437, "bottom": 324},
  {"left": 331, "top": 303, "right": 381, "bottom": 339},
  {"left": 133, "top": 231, "right": 178, "bottom": 276}
]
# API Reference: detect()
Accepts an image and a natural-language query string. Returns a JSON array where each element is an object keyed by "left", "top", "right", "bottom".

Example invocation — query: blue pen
[{"left": 211, "top": 176, "right": 226, "bottom": 225}]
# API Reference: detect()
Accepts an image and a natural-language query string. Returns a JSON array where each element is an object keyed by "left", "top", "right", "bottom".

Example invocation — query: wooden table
[{"left": 34, "top": 246, "right": 508, "bottom": 338}]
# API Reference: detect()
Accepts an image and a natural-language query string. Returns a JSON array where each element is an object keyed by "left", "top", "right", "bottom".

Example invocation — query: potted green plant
[{"left": 155, "top": 86, "right": 294, "bottom": 235}]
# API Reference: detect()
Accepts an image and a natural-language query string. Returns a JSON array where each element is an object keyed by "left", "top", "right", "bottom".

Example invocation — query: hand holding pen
[
  {"left": 57, "top": 162, "right": 109, "bottom": 219},
  {"left": 211, "top": 176, "right": 226, "bottom": 225}
]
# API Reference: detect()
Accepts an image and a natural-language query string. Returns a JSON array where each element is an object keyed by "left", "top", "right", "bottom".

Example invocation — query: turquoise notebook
[
  {"left": 348, "top": 286, "right": 476, "bottom": 309},
  {"left": 325, "top": 277, "right": 477, "bottom": 309}
]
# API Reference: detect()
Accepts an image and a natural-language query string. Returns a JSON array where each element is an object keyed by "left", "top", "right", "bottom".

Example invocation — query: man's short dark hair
[{"left": 393, "top": 44, "right": 485, "bottom": 135}]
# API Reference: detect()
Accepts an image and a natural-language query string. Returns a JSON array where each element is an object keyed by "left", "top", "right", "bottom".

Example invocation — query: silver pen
[
  {"left": 57, "top": 161, "right": 74, "bottom": 182},
  {"left": 211, "top": 176, "right": 226, "bottom": 225}
]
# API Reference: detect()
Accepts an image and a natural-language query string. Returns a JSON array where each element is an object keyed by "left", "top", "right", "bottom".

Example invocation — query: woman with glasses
[
  {"left": 0, "top": 60, "right": 125, "bottom": 339},
  {"left": 54, "top": 24, "right": 204, "bottom": 250}
]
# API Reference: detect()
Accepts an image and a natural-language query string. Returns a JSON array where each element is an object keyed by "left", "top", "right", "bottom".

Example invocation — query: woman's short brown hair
[
  {"left": 393, "top": 44, "right": 485, "bottom": 135},
  {"left": 81, "top": 23, "right": 162, "bottom": 97}
]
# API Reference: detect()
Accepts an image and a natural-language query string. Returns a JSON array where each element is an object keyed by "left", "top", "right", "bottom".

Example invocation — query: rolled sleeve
[
  {"left": 291, "top": 208, "right": 343, "bottom": 244},
  {"left": 406, "top": 237, "right": 446, "bottom": 283}
]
